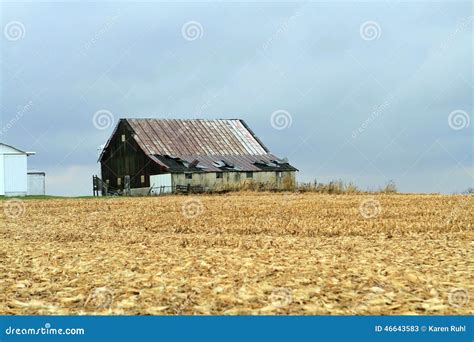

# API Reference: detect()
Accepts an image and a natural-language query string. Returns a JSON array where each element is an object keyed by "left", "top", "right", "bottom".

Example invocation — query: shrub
[{"left": 380, "top": 180, "right": 397, "bottom": 193}]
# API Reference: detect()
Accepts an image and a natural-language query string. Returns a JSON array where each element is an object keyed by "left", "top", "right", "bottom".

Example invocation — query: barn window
[
  {"left": 106, "top": 179, "right": 109, "bottom": 184},
  {"left": 141, "top": 175, "right": 145, "bottom": 183},
  {"left": 121, "top": 134, "right": 126, "bottom": 142},
  {"left": 246, "top": 172, "right": 253, "bottom": 178},
  {"left": 185, "top": 173, "right": 192, "bottom": 179},
  {"left": 276, "top": 171, "right": 282, "bottom": 178},
  {"left": 117, "top": 177, "right": 121, "bottom": 186},
  {"left": 216, "top": 172, "right": 223, "bottom": 179}
]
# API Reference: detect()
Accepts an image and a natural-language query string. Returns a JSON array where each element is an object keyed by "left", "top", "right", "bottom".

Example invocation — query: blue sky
[{"left": 1, "top": 1, "right": 472, "bottom": 195}]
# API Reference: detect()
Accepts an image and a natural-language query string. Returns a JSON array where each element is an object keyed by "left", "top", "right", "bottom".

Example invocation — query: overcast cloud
[{"left": 1, "top": 1, "right": 472, "bottom": 196}]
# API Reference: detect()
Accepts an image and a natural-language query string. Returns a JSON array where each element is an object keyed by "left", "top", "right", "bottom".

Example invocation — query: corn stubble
[{"left": 0, "top": 193, "right": 472, "bottom": 315}]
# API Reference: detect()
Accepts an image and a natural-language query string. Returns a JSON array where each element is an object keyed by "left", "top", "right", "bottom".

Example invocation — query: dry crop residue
[{"left": 0, "top": 193, "right": 472, "bottom": 315}]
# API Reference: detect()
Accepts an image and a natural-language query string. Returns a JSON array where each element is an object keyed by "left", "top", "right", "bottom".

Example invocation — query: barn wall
[
  {"left": 27, "top": 173, "right": 46, "bottom": 196},
  {"left": 150, "top": 174, "right": 173, "bottom": 194},
  {"left": 171, "top": 171, "right": 296, "bottom": 190},
  {"left": 3, "top": 154, "right": 28, "bottom": 196},
  {"left": 100, "top": 121, "right": 163, "bottom": 190},
  {"left": 120, "top": 171, "right": 295, "bottom": 194},
  {"left": 0, "top": 155, "right": 4, "bottom": 195}
]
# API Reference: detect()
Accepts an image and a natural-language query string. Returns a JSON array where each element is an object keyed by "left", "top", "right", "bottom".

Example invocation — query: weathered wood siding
[{"left": 100, "top": 121, "right": 162, "bottom": 189}]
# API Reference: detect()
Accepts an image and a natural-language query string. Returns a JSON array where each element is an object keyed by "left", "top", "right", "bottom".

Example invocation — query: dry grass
[{"left": 0, "top": 192, "right": 472, "bottom": 315}]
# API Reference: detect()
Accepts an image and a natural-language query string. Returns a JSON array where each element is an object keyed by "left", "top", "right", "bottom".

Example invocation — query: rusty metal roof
[
  {"left": 100, "top": 118, "right": 297, "bottom": 172},
  {"left": 127, "top": 119, "right": 270, "bottom": 156},
  {"left": 170, "top": 154, "right": 297, "bottom": 172}
]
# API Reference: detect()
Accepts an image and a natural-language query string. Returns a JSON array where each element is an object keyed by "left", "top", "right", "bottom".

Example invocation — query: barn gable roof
[
  {"left": 126, "top": 118, "right": 270, "bottom": 156},
  {"left": 100, "top": 118, "right": 297, "bottom": 172}
]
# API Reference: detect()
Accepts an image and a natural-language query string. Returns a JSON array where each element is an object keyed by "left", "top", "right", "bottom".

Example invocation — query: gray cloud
[{"left": 1, "top": 1, "right": 472, "bottom": 195}]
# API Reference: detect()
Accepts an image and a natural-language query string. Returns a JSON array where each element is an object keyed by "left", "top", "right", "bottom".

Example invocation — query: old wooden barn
[{"left": 97, "top": 119, "right": 297, "bottom": 195}]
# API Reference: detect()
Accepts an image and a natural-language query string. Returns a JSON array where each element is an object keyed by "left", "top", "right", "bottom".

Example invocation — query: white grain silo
[{"left": 0, "top": 143, "right": 35, "bottom": 196}]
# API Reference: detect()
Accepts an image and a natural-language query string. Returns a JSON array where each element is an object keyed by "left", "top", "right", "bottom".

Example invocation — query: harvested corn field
[{"left": 0, "top": 193, "right": 472, "bottom": 315}]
